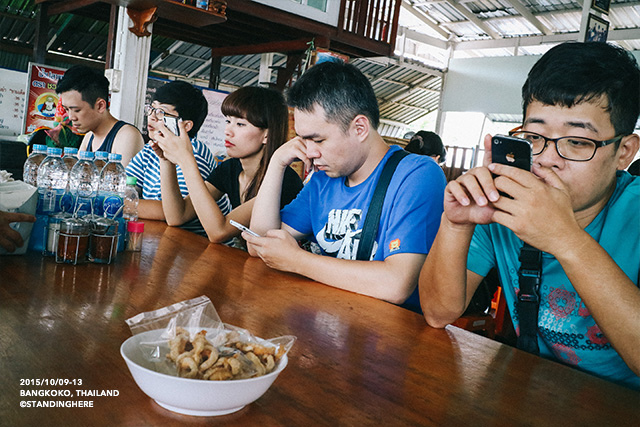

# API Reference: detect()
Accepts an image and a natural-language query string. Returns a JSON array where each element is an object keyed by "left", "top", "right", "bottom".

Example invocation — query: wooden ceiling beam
[{"left": 39, "top": 0, "right": 103, "bottom": 16}]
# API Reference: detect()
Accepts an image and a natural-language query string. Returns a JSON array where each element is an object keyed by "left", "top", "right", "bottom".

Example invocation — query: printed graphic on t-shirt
[
  {"left": 535, "top": 284, "right": 612, "bottom": 367},
  {"left": 315, "top": 208, "right": 377, "bottom": 260}
]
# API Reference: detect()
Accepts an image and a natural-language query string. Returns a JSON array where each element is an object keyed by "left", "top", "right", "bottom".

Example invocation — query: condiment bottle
[
  {"left": 89, "top": 217, "right": 119, "bottom": 264},
  {"left": 56, "top": 217, "right": 89, "bottom": 264},
  {"left": 126, "top": 221, "right": 144, "bottom": 251},
  {"left": 45, "top": 212, "right": 71, "bottom": 256}
]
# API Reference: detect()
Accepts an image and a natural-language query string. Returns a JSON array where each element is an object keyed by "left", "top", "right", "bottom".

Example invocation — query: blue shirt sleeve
[
  {"left": 377, "top": 159, "right": 446, "bottom": 259},
  {"left": 280, "top": 175, "right": 314, "bottom": 235},
  {"left": 467, "top": 224, "right": 499, "bottom": 278}
]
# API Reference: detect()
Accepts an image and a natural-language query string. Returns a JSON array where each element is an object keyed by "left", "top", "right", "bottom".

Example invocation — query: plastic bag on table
[{"left": 125, "top": 295, "right": 295, "bottom": 380}]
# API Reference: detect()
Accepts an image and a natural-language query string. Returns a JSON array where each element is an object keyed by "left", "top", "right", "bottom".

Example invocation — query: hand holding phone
[
  {"left": 491, "top": 135, "right": 532, "bottom": 171},
  {"left": 230, "top": 220, "right": 260, "bottom": 237}
]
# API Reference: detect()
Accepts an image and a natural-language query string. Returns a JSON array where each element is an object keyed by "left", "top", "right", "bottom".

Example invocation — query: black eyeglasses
[
  {"left": 509, "top": 128, "right": 625, "bottom": 162},
  {"left": 144, "top": 105, "right": 180, "bottom": 120}
]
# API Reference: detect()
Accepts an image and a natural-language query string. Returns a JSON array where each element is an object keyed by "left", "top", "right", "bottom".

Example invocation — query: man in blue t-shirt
[
  {"left": 419, "top": 42, "right": 640, "bottom": 389},
  {"left": 126, "top": 81, "right": 230, "bottom": 236},
  {"left": 245, "top": 61, "right": 446, "bottom": 310}
]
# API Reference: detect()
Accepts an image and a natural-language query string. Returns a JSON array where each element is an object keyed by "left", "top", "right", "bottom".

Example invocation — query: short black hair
[
  {"left": 56, "top": 65, "right": 110, "bottom": 106},
  {"left": 405, "top": 130, "right": 446, "bottom": 163},
  {"left": 522, "top": 42, "right": 640, "bottom": 137},
  {"left": 153, "top": 80, "right": 208, "bottom": 138},
  {"left": 286, "top": 61, "right": 380, "bottom": 132}
]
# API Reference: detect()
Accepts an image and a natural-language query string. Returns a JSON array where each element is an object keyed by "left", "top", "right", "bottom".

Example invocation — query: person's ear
[
  {"left": 616, "top": 133, "right": 639, "bottom": 170},
  {"left": 94, "top": 98, "right": 108, "bottom": 113},
  {"left": 262, "top": 130, "right": 268, "bottom": 145},
  {"left": 351, "top": 115, "right": 370, "bottom": 142},
  {"left": 182, "top": 120, "right": 193, "bottom": 134}
]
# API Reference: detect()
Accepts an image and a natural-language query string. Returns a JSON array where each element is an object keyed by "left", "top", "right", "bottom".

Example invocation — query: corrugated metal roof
[{"left": 1, "top": 0, "right": 639, "bottom": 137}]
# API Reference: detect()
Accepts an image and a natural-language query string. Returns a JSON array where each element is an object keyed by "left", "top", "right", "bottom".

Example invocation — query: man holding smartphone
[
  {"left": 245, "top": 61, "right": 446, "bottom": 312},
  {"left": 419, "top": 42, "right": 639, "bottom": 389},
  {"left": 125, "top": 80, "right": 231, "bottom": 235}
]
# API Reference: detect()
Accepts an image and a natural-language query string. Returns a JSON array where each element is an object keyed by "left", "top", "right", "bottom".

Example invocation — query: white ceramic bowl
[{"left": 120, "top": 329, "right": 288, "bottom": 416}]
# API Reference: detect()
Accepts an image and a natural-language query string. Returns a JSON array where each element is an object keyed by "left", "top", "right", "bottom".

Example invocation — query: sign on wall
[
  {"left": 23, "top": 63, "right": 66, "bottom": 134},
  {"left": 0, "top": 68, "right": 26, "bottom": 137},
  {"left": 199, "top": 88, "right": 228, "bottom": 156}
]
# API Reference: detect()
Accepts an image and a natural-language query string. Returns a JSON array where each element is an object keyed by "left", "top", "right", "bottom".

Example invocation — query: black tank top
[{"left": 87, "top": 120, "right": 127, "bottom": 153}]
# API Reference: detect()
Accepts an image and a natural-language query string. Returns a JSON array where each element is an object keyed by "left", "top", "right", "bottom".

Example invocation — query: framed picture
[
  {"left": 585, "top": 14, "right": 609, "bottom": 43},
  {"left": 591, "top": 0, "right": 610, "bottom": 15}
]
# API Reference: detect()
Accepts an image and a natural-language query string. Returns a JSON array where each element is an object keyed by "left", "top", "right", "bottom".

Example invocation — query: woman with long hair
[{"left": 154, "top": 86, "right": 303, "bottom": 243}]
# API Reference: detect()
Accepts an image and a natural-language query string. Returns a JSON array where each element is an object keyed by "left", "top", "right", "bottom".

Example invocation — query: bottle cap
[
  {"left": 127, "top": 221, "right": 144, "bottom": 233},
  {"left": 126, "top": 176, "right": 138, "bottom": 186},
  {"left": 33, "top": 144, "right": 47, "bottom": 153},
  {"left": 47, "top": 147, "right": 63, "bottom": 156},
  {"left": 64, "top": 147, "right": 78, "bottom": 156},
  {"left": 78, "top": 150, "right": 95, "bottom": 160},
  {"left": 96, "top": 151, "right": 109, "bottom": 160},
  {"left": 108, "top": 153, "right": 123, "bottom": 162}
]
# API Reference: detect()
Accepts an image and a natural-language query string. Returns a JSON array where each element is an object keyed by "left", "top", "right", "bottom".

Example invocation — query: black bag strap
[
  {"left": 516, "top": 242, "right": 542, "bottom": 355},
  {"left": 356, "top": 149, "right": 409, "bottom": 261}
]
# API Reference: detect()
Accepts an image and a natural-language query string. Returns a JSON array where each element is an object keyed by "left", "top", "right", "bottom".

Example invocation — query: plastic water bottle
[
  {"left": 96, "top": 153, "right": 126, "bottom": 218},
  {"left": 69, "top": 151, "right": 99, "bottom": 217},
  {"left": 123, "top": 176, "right": 139, "bottom": 222},
  {"left": 23, "top": 144, "right": 48, "bottom": 187},
  {"left": 28, "top": 147, "right": 69, "bottom": 252},
  {"left": 36, "top": 147, "right": 69, "bottom": 215},
  {"left": 122, "top": 176, "right": 139, "bottom": 249},
  {"left": 60, "top": 147, "right": 79, "bottom": 212},
  {"left": 94, "top": 151, "right": 109, "bottom": 173},
  {"left": 63, "top": 147, "right": 79, "bottom": 171}
]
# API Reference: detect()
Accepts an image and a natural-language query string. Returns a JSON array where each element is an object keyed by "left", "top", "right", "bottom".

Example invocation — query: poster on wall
[
  {"left": 199, "top": 88, "right": 228, "bottom": 157},
  {"left": 145, "top": 77, "right": 228, "bottom": 157},
  {"left": 585, "top": 14, "right": 609, "bottom": 43},
  {"left": 0, "top": 68, "right": 27, "bottom": 137},
  {"left": 591, "top": 0, "right": 610, "bottom": 14},
  {"left": 23, "top": 63, "right": 66, "bottom": 135}
]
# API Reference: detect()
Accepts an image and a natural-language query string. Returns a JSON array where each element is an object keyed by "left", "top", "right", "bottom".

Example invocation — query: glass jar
[
  {"left": 56, "top": 218, "right": 89, "bottom": 264},
  {"left": 126, "top": 221, "right": 144, "bottom": 251},
  {"left": 44, "top": 212, "right": 71, "bottom": 256},
  {"left": 89, "top": 217, "right": 119, "bottom": 264}
]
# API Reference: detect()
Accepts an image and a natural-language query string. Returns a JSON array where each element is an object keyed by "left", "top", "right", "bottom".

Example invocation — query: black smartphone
[
  {"left": 163, "top": 116, "right": 180, "bottom": 136},
  {"left": 491, "top": 135, "right": 532, "bottom": 171}
]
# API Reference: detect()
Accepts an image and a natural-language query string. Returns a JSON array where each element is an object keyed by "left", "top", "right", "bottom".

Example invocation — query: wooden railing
[
  {"left": 340, "top": 0, "right": 401, "bottom": 45},
  {"left": 383, "top": 137, "right": 483, "bottom": 182},
  {"left": 442, "top": 145, "right": 484, "bottom": 181}
]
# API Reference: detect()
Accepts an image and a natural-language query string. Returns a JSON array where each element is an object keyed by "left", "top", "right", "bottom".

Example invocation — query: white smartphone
[
  {"left": 163, "top": 116, "right": 180, "bottom": 136},
  {"left": 229, "top": 220, "right": 260, "bottom": 237}
]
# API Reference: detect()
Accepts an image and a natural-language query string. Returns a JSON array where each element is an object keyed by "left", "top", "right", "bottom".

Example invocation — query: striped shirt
[{"left": 125, "top": 139, "right": 231, "bottom": 236}]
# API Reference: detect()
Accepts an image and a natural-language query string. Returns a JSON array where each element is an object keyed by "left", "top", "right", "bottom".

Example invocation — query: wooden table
[{"left": 1, "top": 221, "right": 637, "bottom": 426}]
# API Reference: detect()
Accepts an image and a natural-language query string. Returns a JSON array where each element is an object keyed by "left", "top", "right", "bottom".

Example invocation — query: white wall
[
  {"left": 442, "top": 51, "right": 640, "bottom": 116},
  {"left": 441, "top": 55, "right": 538, "bottom": 115}
]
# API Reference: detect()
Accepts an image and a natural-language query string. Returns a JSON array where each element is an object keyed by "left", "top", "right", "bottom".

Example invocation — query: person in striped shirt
[
  {"left": 153, "top": 86, "right": 302, "bottom": 245},
  {"left": 125, "top": 81, "right": 231, "bottom": 236}
]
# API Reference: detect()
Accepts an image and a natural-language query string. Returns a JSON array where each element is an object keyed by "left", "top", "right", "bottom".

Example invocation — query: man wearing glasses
[
  {"left": 57, "top": 65, "right": 144, "bottom": 167},
  {"left": 419, "top": 42, "right": 639, "bottom": 389},
  {"left": 125, "top": 81, "right": 230, "bottom": 234}
]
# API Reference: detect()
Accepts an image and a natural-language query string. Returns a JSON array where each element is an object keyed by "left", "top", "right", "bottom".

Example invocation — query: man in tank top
[{"left": 56, "top": 65, "right": 144, "bottom": 167}]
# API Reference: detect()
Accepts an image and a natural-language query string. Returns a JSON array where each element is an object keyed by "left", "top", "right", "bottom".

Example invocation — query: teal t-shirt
[{"left": 467, "top": 171, "right": 639, "bottom": 389}]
